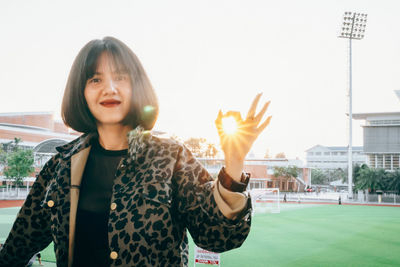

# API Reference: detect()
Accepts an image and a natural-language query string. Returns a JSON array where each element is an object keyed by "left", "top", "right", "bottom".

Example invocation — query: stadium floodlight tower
[{"left": 338, "top": 12, "right": 368, "bottom": 199}]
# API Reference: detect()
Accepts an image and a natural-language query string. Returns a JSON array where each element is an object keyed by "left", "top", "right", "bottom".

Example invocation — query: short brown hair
[{"left": 61, "top": 36, "right": 159, "bottom": 133}]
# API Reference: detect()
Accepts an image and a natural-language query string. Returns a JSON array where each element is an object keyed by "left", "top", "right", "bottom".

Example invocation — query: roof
[
  {"left": 328, "top": 146, "right": 363, "bottom": 151},
  {"left": 0, "top": 123, "right": 49, "bottom": 132},
  {"left": 0, "top": 111, "right": 52, "bottom": 117},
  {"left": 306, "top": 145, "right": 363, "bottom": 152},
  {"left": 0, "top": 124, "right": 79, "bottom": 140},
  {"left": 353, "top": 112, "right": 400, "bottom": 120},
  {"left": 34, "top": 139, "right": 69, "bottom": 153}
]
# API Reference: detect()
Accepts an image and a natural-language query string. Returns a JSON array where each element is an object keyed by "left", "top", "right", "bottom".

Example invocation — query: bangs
[{"left": 84, "top": 42, "right": 133, "bottom": 81}]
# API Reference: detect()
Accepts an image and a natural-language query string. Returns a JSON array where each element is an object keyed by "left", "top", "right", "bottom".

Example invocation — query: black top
[{"left": 73, "top": 139, "right": 127, "bottom": 267}]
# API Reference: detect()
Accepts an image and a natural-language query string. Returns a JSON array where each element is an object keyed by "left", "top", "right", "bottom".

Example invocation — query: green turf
[
  {"left": 189, "top": 204, "right": 400, "bottom": 267},
  {"left": 1, "top": 205, "right": 400, "bottom": 266}
]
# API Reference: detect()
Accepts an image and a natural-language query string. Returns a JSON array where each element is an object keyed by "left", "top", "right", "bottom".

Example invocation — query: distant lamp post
[{"left": 338, "top": 12, "right": 368, "bottom": 199}]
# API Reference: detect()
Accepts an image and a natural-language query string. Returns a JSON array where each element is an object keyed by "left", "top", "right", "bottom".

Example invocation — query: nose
[{"left": 103, "top": 79, "right": 117, "bottom": 95}]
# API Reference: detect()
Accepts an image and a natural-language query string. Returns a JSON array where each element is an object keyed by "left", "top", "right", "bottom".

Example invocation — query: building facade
[
  {"left": 353, "top": 112, "right": 400, "bottom": 171},
  {"left": 306, "top": 145, "right": 367, "bottom": 169}
]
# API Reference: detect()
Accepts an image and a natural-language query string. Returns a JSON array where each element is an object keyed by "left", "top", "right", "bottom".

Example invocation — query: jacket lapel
[{"left": 68, "top": 146, "right": 91, "bottom": 267}]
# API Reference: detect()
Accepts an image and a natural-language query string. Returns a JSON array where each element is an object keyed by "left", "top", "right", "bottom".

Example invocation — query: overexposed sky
[{"left": 1, "top": 0, "right": 400, "bottom": 160}]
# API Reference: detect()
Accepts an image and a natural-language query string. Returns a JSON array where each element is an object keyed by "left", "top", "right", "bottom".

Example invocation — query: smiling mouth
[{"left": 100, "top": 100, "right": 121, "bottom": 107}]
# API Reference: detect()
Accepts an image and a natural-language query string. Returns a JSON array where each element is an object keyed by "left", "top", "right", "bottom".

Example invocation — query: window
[
  {"left": 377, "top": 155, "right": 383, "bottom": 168},
  {"left": 324, "top": 152, "right": 330, "bottom": 156},
  {"left": 384, "top": 154, "right": 392, "bottom": 170},
  {"left": 315, "top": 152, "right": 321, "bottom": 156},
  {"left": 369, "top": 154, "right": 376, "bottom": 167},
  {"left": 393, "top": 155, "right": 400, "bottom": 169}
]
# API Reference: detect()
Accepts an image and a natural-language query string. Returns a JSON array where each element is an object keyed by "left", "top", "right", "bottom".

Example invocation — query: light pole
[{"left": 338, "top": 12, "right": 368, "bottom": 199}]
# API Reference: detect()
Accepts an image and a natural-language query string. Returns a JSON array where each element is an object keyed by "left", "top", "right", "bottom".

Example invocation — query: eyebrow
[{"left": 93, "top": 70, "right": 129, "bottom": 75}]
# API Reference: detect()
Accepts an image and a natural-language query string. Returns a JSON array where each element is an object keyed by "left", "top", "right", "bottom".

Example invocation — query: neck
[{"left": 96, "top": 124, "right": 132, "bottom": 150}]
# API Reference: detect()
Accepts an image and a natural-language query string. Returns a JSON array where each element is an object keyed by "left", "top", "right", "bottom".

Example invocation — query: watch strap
[{"left": 218, "top": 167, "right": 250, "bottom": 192}]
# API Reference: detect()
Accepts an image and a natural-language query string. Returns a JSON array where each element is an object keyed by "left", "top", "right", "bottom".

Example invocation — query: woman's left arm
[
  {"left": 215, "top": 93, "right": 271, "bottom": 181},
  {"left": 174, "top": 94, "right": 271, "bottom": 252}
]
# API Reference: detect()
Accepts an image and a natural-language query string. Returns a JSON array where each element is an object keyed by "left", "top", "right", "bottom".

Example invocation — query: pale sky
[{"left": 1, "top": 0, "right": 400, "bottom": 160}]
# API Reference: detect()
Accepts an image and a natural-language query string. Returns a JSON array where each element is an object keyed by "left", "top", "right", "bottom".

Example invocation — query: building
[
  {"left": 353, "top": 112, "right": 400, "bottom": 171},
  {"left": 198, "top": 158, "right": 310, "bottom": 192},
  {"left": 306, "top": 145, "right": 367, "bottom": 169},
  {"left": 0, "top": 112, "right": 80, "bottom": 183}
]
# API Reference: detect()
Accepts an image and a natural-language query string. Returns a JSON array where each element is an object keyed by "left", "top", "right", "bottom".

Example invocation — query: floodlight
[{"left": 337, "top": 11, "right": 368, "bottom": 199}]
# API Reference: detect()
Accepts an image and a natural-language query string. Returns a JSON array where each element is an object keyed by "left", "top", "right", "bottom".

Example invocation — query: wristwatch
[{"left": 218, "top": 167, "right": 250, "bottom": 192}]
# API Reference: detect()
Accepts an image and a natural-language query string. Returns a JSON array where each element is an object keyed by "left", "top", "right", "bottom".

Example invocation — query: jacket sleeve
[
  {"left": 0, "top": 156, "right": 56, "bottom": 267},
  {"left": 172, "top": 145, "right": 252, "bottom": 253}
]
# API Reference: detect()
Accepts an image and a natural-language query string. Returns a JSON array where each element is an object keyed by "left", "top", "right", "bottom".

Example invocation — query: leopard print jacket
[{"left": 0, "top": 126, "right": 252, "bottom": 267}]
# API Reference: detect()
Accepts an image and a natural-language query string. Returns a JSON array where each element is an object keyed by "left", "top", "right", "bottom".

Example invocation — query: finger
[
  {"left": 257, "top": 116, "right": 272, "bottom": 133},
  {"left": 215, "top": 110, "right": 224, "bottom": 132},
  {"left": 246, "top": 93, "right": 262, "bottom": 119},
  {"left": 225, "top": 111, "right": 243, "bottom": 123},
  {"left": 215, "top": 110, "right": 223, "bottom": 125},
  {"left": 254, "top": 101, "right": 271, "bottom": 122}
]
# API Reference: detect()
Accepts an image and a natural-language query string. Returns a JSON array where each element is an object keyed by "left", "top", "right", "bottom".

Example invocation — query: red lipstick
[{"left": 100, "top": 99, "right": 121, "bottom": 107}]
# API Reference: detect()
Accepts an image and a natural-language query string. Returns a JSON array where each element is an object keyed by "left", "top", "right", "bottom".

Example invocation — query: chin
[{"left": 97, "top": 117, "right": 126, "bottom": 126}]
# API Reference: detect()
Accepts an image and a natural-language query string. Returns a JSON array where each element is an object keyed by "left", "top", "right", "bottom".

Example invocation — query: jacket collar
[
  {"left": 55, "top": 132, "right": 97, "bottom": 159},
  {"left": 55, "top": 125, "right": 153, "bottom": 160}
]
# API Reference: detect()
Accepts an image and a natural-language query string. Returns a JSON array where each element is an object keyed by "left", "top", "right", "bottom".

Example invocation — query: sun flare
[{"left": 222, "top": 117, "right": 238, "bottom": 135}]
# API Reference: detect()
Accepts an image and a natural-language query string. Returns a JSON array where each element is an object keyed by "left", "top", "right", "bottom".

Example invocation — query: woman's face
[{"left": 84, "top": 52, "right": 133, "bottom": 128}]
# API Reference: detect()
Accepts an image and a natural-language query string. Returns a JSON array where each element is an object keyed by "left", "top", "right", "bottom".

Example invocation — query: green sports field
[{"left": 1, "top": 204, "right": 400, "bottom": 266}]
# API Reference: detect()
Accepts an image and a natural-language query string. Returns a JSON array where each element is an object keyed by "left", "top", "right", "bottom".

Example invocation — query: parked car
[{"left": 305, "top": 186, "right": 315, "bottom": 192}]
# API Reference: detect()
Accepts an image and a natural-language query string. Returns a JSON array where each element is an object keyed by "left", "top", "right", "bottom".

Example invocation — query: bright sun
[{"left": 222, "top": 117, "right": 238, "bottom": 135}]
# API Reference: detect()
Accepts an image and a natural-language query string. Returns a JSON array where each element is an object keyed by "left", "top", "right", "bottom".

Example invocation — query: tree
[
  {"left": 4, "top": 149, "right": 35, "bottom": 186},
  {"left": 322, "top": 168, "right": 347, "bottom": 184},
  {"left": 387, "top": 169, "right": 400, "bottom": 194},
  {"left": 204, "top": 143, "right": 219, "bottom": 158},
  {"left": 184, "top": 137, "right": 206, "bottom": 157},
  {"left": 275, "top": 152, "right": 286, "bottom": 159},
  {"left": 0, "top": 146, "right": 6, "bottom": 167},
  {"left": 2, "top": 138, "right": 35, "bottom": 187},
  {"left": 355, "top": 167, "right": 386, "bottom": 193},
  {"left": 345, "top": 164, "right": 368, "bottom": 185},
  {"left": 264, "top": 149, "right": 271, "bottom": 159},
  {"left": 311, "top": 169, "right": 328, "bottom": 185},
  {"left": 2, "top": 137, "right": 22, "bottom": 153}
]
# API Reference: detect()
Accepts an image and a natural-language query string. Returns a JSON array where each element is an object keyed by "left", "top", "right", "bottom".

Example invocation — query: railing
[
  {"left": 0, "top": 188, "right": 30, "bottom": 200},
  {"left": 279, "top": 192, "right": 400, "bottom": 205}
]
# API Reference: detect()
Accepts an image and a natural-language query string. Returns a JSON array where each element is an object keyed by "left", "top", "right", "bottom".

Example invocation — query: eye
[{"left": 90, "top": 78, "right": 101, "bottom": 83}]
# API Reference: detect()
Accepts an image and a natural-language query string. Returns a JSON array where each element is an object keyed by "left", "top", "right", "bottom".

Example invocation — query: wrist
[
  {"left": 218, "top": 167, "right": 250, "bottom": 192},
  {"left": 224, "top": 155, "right": 244, "bottom": 181}
]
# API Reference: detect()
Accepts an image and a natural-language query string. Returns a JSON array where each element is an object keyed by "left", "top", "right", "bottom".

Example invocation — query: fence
[
  {"left": 0, "top": 187, "right": 30, "bottom": 200},
  {"left": 279, "top": 191, "right": 400, "bottom": 205},
  {"left": 352, "top": 192, "right": 400, "bottom": 205},
  {"left": 1, "top": 187, "right": 399, "bottom": 206}
]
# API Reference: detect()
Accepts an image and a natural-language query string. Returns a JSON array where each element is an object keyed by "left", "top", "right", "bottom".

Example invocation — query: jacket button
[
  {"left": 110, "top": 203, "right": 117, "bottom": 210},
  {"left": 47, "top": 200, "right": 54, "bottom": 208},
  {"left": 110, "top": 251, "right": 118, "bottom": 260}
]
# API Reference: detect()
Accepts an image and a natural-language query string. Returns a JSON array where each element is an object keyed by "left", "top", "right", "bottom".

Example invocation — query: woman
[{"left": 0, "top": 37, "right": 271, "bottom": 267}]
